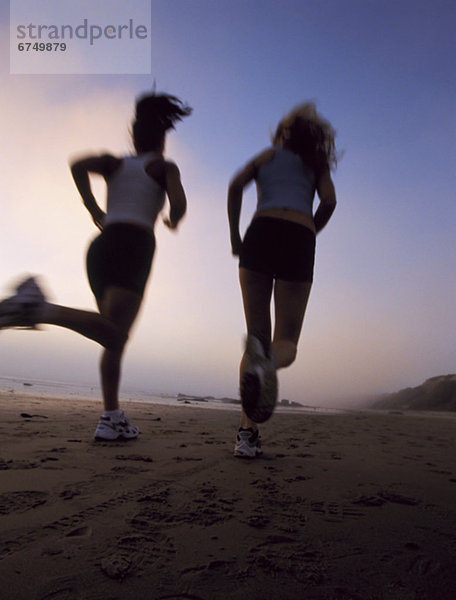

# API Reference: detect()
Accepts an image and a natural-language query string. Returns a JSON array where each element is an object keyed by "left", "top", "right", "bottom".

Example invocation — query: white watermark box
[{"left": 10, "top": 0, "right": 151, "bottom": 74}]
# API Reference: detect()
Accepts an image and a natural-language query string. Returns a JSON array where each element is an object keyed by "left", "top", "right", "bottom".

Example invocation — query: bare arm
[
  {"left": 70, "top": 154, "right": 120, "bottom": 230},
  {"left": 227, "top": 166, "right": 253, "bottom": 256},
  {"left": 227, "top": 149, "right": 274, "bottom": 256},
  {"left": 163, "top": 162, "right": 187, "bottom": 230},
  {"left": 313, "top": 168, "right": 337, "bottom": 234}
]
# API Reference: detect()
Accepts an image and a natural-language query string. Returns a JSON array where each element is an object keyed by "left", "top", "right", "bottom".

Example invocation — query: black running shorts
[
  {"left": 239, "top": 217, "right": 315, "bottom": 282},
  {"left": 86, "top": 223, "right": 155, "bottom": 301}
]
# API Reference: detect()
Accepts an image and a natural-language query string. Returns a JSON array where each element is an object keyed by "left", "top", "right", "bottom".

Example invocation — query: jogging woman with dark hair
[{"left": 0, "top": 92, "right": 192, "bottom": 440}]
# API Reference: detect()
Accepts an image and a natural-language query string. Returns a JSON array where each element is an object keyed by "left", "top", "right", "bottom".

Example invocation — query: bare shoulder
[
  {"left": 164, "top": 160, "right": 180, "bottom": 176},
  {"left": 71, "top": 153, "right": 121, "bottom": 178},
  {"left": 100, "top": 154, "right": 122, "bottom": 177},
  {"left": 230, "top": 148, "right": 275, "bottom": 189},
  {"left": 144, "top": 157, "right": 176, "bottom": 189},
  {"left": 252, "top": 147, "right": 276, "bottom": 171}
]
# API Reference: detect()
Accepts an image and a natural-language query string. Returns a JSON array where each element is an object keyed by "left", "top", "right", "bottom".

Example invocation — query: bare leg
[
  {"left": 238, "top": 268, "right": 273, "bottom": 430},
  {"left": 42, "top": 304, "right": 126, "bottom": 351},
  {"left": 0, "top": 278, "right": 126, "bottom": 350},
  {"left": 272, "top": 279, "right": 312, "bottom": 368},
  {"left": 97, "top": 286, "right": 143, "bottom": 411},
  {"left": 238, "top": 276, "right": 312, "bottom": 430},
  {"left": 239, "top": 267, "right": 273, "bottom": 345},
  {"left": 1, "top": 277, "right": 143, "bottom": 421}
]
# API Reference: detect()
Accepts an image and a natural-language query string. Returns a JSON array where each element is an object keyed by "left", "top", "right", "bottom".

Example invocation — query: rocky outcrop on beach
[
  {"left": 176, "top": 393, "right": 305, "bottom": 409},
  {"left": 177, "top": 393, "right": 240, "bottom": 405},
  {"left": 373, "top": 374, "right": 456, "bottom": 411}
]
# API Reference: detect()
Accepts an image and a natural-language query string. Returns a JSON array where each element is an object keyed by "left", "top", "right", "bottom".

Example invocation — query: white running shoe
[
  {"left": 241, "top": 335, "right": 278, "bottom": 423},
  {"left": 0, "top": 276, "right": 46, "bottom": 330},
  {"left": 94, "top": 411, "right": 139, "bottom": 441},
  {"left": 234, "top": 427, "right": 263, "bottom": 458}
]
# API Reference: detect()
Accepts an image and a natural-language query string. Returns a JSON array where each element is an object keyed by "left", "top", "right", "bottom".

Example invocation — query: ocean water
[
  {"left": 0, "top": 375, "right": 223, "bottom": 409},
  {"left": 0, "top": 375, "right": 342, "bottom": 414}
]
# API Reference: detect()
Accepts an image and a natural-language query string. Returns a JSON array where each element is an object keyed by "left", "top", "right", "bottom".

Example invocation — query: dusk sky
[{"left": 0, "top": 0, "right": 454, "bottom": 405}]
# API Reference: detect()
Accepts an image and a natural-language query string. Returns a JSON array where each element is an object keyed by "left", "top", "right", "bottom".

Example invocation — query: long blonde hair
[{"left": 272, "top": 102, "right": 338, "bottom": 173}]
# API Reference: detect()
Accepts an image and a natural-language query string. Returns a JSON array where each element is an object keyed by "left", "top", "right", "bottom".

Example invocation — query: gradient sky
[{"left": 0, "top": 0, "right": 454, "bottom": 405}]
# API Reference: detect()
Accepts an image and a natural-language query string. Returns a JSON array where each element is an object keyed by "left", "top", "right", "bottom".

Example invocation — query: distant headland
[{"left": 373, "top": 374, "right": 456, "bottom": 412}]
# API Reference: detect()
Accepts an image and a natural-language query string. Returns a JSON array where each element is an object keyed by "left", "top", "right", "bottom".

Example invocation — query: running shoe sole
[
  {"left": 0, "top": 276, "right": 46, "bottom": 330},
  {"left": 241, "top": 336, "right": 278, "bottom": 423}
]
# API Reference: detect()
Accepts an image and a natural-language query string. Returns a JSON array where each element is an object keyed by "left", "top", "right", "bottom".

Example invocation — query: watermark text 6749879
[{"left": 17, "top": 42, "right": 67, "bottom": 52}]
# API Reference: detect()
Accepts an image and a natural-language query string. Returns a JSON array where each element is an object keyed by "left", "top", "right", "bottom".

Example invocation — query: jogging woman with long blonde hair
[{"left": 228, "top": 102, "right": 338, "bottom": 457}]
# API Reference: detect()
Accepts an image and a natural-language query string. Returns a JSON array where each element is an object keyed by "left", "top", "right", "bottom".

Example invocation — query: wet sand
[{"left": 1, "top": 393, "right": 456, "bottom": 599}]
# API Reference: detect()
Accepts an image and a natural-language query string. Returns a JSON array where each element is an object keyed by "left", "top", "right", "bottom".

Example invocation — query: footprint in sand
[
  {"left": 310, "top": 501, "right": 366, "bottom": 521},
  {"left": 0, "top": 458, "right": 39, "bottom": 470},
  {"left": 407, "top": 554, "right": 440, "bottom": 576},
  {"left": 0, "top": 490, "right": 48, "bottom": 515},
  {"left": 378, "top": 491, "right": 419, "bottom": 506},
  {"left": 20, "top": 412, "right": 48, "bottom": 419},
  {"left": 352, "top": 491, "right": 419, "bottom": 507},
  {"left": 243, "top": 513, "right": 270, "bottom": 528},
  {"left": 156, "top": 595, "right": 206, "bottom": 600},
  {"left": 101, "top": 555, "right": 133, "bottom": 580},
  {"left": 0, "top": 540, "right": 21, "bottom": 559},
  {"left": 59, "top": 489, "right": 81, "bottom": 500},
  {"left": 35, "top": 576, "right": 80, "bottom": 600},
  {"left": 65, "top": 525, "right": 92, "bottom": 538},
  {"left": 115, "top": 454, "right": 153, "bottom": 463}
]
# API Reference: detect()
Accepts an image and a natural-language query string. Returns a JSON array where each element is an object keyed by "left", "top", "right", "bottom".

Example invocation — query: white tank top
[
  {"left": 103, "top": 153, "right": 166, "bottom": 233},
  {"left": 256, "top": 147, "right": 316, "bottom": 216}
]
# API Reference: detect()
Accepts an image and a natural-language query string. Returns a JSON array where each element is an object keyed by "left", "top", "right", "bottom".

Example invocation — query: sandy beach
[{"left": 1, "top": 393, "right": 456, "bottom": 600}]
